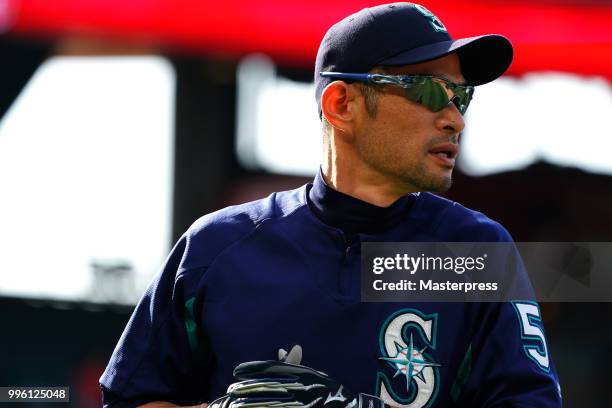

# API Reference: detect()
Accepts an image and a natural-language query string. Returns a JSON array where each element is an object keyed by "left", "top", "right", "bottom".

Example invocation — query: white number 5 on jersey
[{"left": 512, "top": 301, "right": 550, "bottom": 372}]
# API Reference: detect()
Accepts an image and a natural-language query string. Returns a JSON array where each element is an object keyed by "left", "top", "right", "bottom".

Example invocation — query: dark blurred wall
[
  {"left": 0, "top": 297, "right": 132, "bottom": 408},
  {"left": 171, "top": 57, "right": 242, "bottom": 242},
  {"left": 449, "top": 163, "right": 612, "bottom": 241}
]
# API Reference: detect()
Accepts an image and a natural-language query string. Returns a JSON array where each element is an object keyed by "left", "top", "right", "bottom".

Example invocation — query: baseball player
[{"left": 100, "top": 3, "right": 562, "bottom": 407}]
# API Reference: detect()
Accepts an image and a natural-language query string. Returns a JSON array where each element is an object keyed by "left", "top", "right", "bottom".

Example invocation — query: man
[{"left": 101, "top": 3, "right": 562, "bottom": 407}]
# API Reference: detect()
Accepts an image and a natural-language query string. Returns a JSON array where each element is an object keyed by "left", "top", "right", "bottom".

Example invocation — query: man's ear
[{"left": 321, "top": 81, "right": 358, "bottom": 136}]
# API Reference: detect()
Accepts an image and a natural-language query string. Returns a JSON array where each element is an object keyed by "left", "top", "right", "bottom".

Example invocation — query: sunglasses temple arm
[{"left": 319, "top": 72, "right": 373, "bottom": 83}]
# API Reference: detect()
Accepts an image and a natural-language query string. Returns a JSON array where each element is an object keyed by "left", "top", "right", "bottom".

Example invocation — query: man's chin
[
  {"left": 431, "top": 179, "right": 453, "bottom": 193},
  {"left": 414, "top": 173, "right": 453, "bottom": 193},
  {"left": 386, "top": 167, "right": 453, "bottom": 194}
]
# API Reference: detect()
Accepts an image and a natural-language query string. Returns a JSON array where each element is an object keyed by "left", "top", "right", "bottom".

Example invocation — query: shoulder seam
[
  {"left": 178, "top": 199, "right": 308, "bottom": 276},
  {"left": 203, "top": 201, "right": 308, "bottom": 272}
]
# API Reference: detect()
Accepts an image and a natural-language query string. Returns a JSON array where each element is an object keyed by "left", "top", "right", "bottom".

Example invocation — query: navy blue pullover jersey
[{"left": 100, "top": 171, "right": 562, "bottom": 407}]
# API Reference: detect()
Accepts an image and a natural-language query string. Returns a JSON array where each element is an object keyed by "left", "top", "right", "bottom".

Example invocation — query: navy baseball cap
[{"left": 314, "top": 2, "right": 513, "bottom": 114}]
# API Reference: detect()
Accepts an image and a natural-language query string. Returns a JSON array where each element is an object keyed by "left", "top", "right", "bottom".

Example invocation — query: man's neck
[{"left": 321, "top": 154, "right": 416, "bottom": 208}]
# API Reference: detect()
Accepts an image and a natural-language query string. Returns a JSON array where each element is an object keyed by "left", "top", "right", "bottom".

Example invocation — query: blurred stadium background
[{"left": 0, "top": 0, "right": 611, "bottom": 406}]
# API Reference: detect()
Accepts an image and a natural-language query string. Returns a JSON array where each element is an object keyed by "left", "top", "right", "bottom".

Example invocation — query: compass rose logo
[
  {"left": 379, "top": 334, "right": 441, "bottom": 394},
  {"left": 377, "top": 309, "right": 441, "bottom": 408}
]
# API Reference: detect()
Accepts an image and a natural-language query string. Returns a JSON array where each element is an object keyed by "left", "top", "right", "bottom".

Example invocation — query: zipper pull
[{"left": 344, "top": 232, "right": 359, "bottom": 254}]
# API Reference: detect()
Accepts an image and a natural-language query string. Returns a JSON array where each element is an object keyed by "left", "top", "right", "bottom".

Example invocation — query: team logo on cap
[{"left": 414, "top": 5, "right": 447, "bottom": 33}]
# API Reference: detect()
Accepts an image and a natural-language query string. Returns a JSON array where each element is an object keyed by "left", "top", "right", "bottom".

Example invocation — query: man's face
[{"left": 353, "top": 53, "right": 466, "bottom": 194}]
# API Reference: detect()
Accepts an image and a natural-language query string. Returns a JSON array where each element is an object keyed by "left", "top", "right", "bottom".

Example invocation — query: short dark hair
[{"left": 357, "top": 82, "right": 382, "bottom": 118}]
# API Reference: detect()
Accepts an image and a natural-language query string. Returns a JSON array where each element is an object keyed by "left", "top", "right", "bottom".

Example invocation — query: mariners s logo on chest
[{"left": 376, "top": 309, "right": 441, "bottom": 408}]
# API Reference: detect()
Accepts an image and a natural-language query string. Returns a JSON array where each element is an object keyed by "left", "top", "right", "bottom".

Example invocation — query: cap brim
[{"left": 378, "top": 34, "right": 513, "bottom": 86}]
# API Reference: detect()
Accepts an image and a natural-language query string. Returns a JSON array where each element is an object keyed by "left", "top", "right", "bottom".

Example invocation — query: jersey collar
[{"left": 307, "top": 168, "right": 418, "bottom": 234}]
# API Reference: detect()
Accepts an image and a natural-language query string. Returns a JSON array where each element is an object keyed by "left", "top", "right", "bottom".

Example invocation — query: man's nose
[{"left": 435, "top": 101, "right": 466, "bottom": 135}]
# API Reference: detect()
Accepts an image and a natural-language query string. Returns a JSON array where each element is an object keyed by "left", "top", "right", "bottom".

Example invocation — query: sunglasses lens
[
  {"left": 404, "top": 78, "right": 449, "bottom": 112},
  {"left": 403, "top": 78, "right": 472, "bottom": 114},
  {"left": 451, "top": 87, "right": 472, "bottom": 114}
]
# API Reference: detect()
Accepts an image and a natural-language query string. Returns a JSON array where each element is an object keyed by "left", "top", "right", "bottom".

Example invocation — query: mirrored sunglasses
[{"left": 319, "top": 72, "right": 475, "bottom": 115}]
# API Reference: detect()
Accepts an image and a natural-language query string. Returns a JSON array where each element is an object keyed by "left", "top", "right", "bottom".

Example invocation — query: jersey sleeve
[
  {"left": 453, "top": 301, "right": 562, "bottom": 407},
  {"left": 99, "top": 235, "right": 211, "bottom": 407}
]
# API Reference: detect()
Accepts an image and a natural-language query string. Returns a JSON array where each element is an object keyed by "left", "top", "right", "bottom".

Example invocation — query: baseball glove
[{"left": 209, "top": 348, "right": 386, "bottom": 408}]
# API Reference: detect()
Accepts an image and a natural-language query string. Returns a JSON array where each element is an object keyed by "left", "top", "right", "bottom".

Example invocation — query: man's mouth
[{"left": 428, "top": 143, "right": 459, "bottom": 167}]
